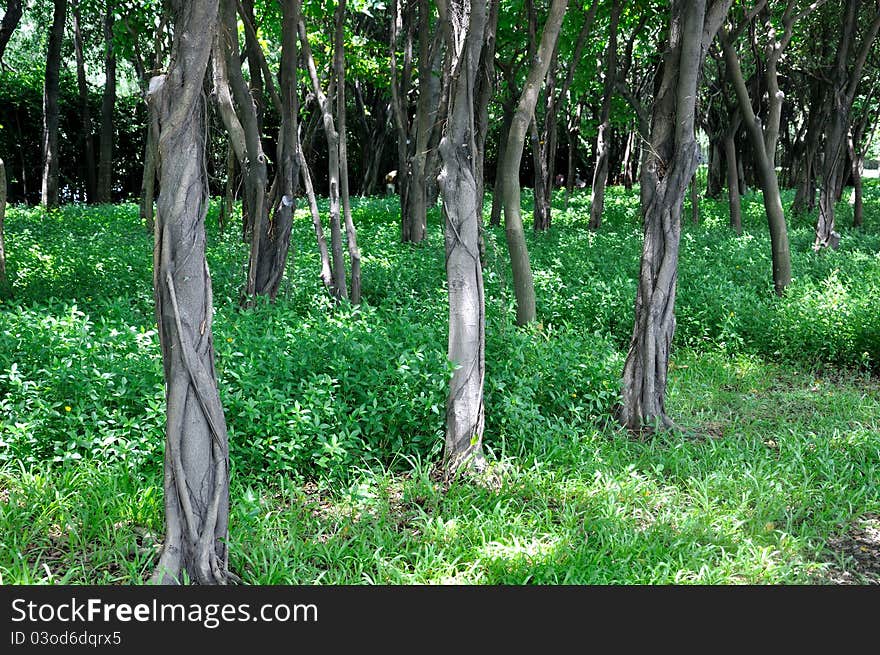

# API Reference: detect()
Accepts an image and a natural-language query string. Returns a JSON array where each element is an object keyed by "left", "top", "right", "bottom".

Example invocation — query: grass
[{"left": 0, "top": 182, "right": 878, "bottom": 584}]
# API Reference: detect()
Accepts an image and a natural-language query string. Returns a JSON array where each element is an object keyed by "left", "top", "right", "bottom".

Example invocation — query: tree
[
  {"left": 41, "top": 0, "right": 66, "bottom": 209},
  {"left": 97, "top": 4, "right": 116, "bottom": 203},
  {"left": 72, "top": 2, "right": 97, "bottom": 203},
  {"left": 497, "top": 0, "right": 568, "bottom": 326},
  {"left": 299, "top": 7, "right": 362, "bottom": 302},
  {"left": 436, "top": 0, "right": 489, "bottom": 474},
  {"left": 588, "top": 0, "right": 621, "bottom": 231},
  {"left": 814, "top": 0, "right": 880, "bottom": 251},
  {"left": 719, "top": 17, "right": 792, "bottom": 295},
  {"left": 617, "top": 0, "right": 731, "bottom": 431},
  {"left": 149, "top": 0, "right": 234, "bottom": 585}
]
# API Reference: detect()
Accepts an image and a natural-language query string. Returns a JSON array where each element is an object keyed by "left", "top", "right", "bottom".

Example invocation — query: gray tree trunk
[
  {"left": 497, "top": 0, "right": 568, "bottom": 326},
  {"left": 720, "top": 28, "right": 791, "bottom": 294},
  {"left": 334, "top": 0, "right": 362, "bottom": 303},
  {"left": 815, "top": 0, "right": 880, "bottom": 250},
  {"left": 72, "top": 5, "right": 96, "bottom": 203},
  {"left": 297, "top": 131, "right": 333, "bottom": 291},
  {"left": 41, "top": 0, "right": 66, "bottom": 209},
  {"left": 588, "top": 0, "right": 620, "bottom": 231},
  {"left": 848, "top": 127, "right": 863, "bottom": 228},
  {"left": 149, "top": 0, "right": 232, "bottom": 585},
  {"left": 723, "top": 122, "right": 741, "bottom": 234},
  {"left": 618, "top": 0, "right": 732, "bottom": 431},
  {"left": 436, "top": 0, "right": 488, "bottom": 475},
  {"left": 97, "top": 8, "right": 116, "bottom": 204},
  {"left": 474, "top": 0, "right": 500, "bottom": 216},
  {"left": 300, "top": 15, "right": 348, "bottom": 301}
]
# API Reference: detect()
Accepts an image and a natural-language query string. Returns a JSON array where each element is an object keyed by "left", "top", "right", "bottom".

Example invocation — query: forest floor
[{"left": 0, "top": 183, "right": 878, "bottom": 584}]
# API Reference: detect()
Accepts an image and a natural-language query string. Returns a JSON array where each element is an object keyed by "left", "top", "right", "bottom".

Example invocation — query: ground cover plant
[{"left": 1, "top": 183, "right": 878, "bottom": 584}]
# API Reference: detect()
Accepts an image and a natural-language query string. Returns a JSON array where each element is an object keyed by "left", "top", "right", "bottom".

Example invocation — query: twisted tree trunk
[
  {"left": 149, "top": 0, "right": 233, "bottom": 585},
  {"left": 618, "top": 0, "right": 731, "bottom": 431},
  {"left": 436, "top": 0, "right": 488, "bottom": 475}
]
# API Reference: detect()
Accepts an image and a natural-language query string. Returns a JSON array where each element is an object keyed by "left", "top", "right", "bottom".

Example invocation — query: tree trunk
[
  {"left": 149, "top": 0, "right": 232, "bottom": 586},
  {"left": 72, "top": 4, "right": 96, "bottom": 203},
  {"left": 297, "top": 131, "right": 333, "bottom": 291},
  {"left": 474, "top": 0, "right": 500, "bottom": 216},
  {"left": 254, "top": 0, "right": 300, "bottom": 300},
  {"left": 848, "top": 127, "right": 863, "bottom": 228},
  {"left": 618, "top": 0, "right": 731, "bottom": 431},
  {"left": 723, "top": 125, "right": 741, "bottom": 234},
  {"left": 41, "top": 0, "right": 66, "bottom": 209},
  {"left": 488, "top": 99, "right": 514, "bottom": 227},
  {"left": 141, "top": 100, "right": 159, "bottom": 232},
  {"left": 300, "top": 16, "right": 348, "bottom": 301},
  {"left": 334, "top": 0, "right": 361, "bottom": 303},
  {"left": 0, "top": 0, "right": 23, "bottom": 62},
  {"left": 721, "top": 28, "right": 791, "bottom": 294},
  {"left": 498, "top": 0, "right": 568, "bottom": 326},
  {"left": 436, "top": 0, "right": 488, "bottom": 475},
  {"left": 815, "top": 1, "right": 880, "bottom": 250},
  {"left": 589, "top": 0, "right": 620, "bottom": 230},
  {"left": 97, "top": 8, "right": 116, "bottom": 204}
]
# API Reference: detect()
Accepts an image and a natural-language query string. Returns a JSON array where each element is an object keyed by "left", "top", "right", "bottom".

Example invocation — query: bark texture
[
  {"left": 436, "top": 0, "right": 488, "bottom": 474},
  {"left": 815, "top": 1, "right": 880, "bottom": 250},
  {"left": 41, "top": 0, "right": 67, "bottom": 209},
  {"left": 150, "top": 0, "right": 233, "bottom": 585},
  {"left": 618, "top": 0, "right": 732, "bottom": 431}
]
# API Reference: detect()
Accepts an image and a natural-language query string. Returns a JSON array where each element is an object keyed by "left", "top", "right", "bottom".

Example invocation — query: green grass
[{"left": 0, "top": 183, "right": 878, "bottom": 584}]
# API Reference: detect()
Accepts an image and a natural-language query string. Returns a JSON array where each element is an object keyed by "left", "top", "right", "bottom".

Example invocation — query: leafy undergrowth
[{"left": 0, "top": 183, "right": 878, "bottom": 583}]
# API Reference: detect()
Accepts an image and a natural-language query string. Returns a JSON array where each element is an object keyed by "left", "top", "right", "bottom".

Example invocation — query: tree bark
[
  {"left": 72, "top": 4, "right": 96, "bottom": 203},
  {"left": 815, "top": 1, "right": 880, "bottom": 250},
  {"left": 848, "top": 127, "right": 863, "bottom": 228},
  {"left": 588, "top": 0, "right": 621, "bottom": 231},
  {"left": 97, "top": 8, "right": 116, "bottom": 204},
  {"left": 40, "top": 0, "right": 67, "bottom": 209},
  {"left": 335, "top": 0, "right": 361, "bottom": 303},
  {"left": 498, "top": 0, "right": 568, "bottom": 326},
  {"left": 474, "top": 0, "right": 500, "bottom": 217},
  {"left": 618, "top": 0, "right": 732, "bottom": 432},
  {"left": 297, "top": 131, "right": 333, "bottom": 291},
  {"left": 300, "top": 15, "right": 348, "bottom": 301},
  {"left": 436, "top": 0, "right": 488, "bottom": 475},
  {"left": 723, "top": 115, "right": 742, "bottom": 234},
  {"left": 149, "top": 0, "right": 233, "bottom": 586}
]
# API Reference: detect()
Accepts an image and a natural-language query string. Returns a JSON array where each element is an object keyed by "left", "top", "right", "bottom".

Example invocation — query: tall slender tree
[
  {"left": 149, "top": 0, "right": 234, "bottom": 585},
  {"left": 41, "top": 0, "right": 67, "bottom": 209},
  {"left": 497, "top": 0, "right": 569, "bottom": 326},
  {"left": 97, "top": 5, "right": 116, "bottom": 203}
]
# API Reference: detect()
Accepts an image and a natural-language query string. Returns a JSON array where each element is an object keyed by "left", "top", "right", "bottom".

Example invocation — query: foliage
[{"left": 0, "top": 183, "right": 878, "bottom": 583}]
